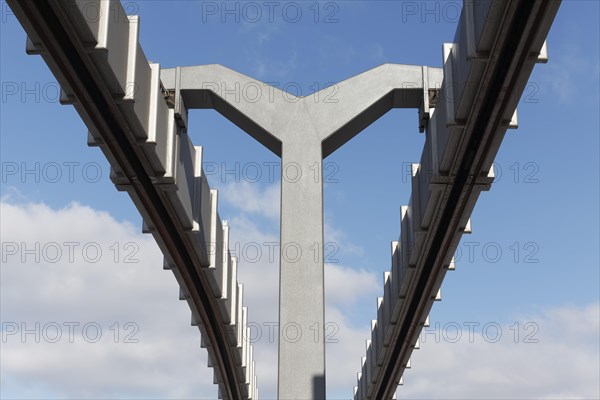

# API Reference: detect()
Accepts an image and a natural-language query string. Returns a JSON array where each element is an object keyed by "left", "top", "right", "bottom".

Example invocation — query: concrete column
[{"left": 278, "top": 132, "right": 325, "bottom": 399}]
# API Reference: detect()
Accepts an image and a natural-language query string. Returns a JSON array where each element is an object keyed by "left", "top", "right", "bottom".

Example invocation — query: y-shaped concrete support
[{"left": 161, "top": 63, "right": 442, "bottom": 399}]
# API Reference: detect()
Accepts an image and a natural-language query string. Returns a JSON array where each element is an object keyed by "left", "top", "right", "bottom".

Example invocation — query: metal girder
[
  {"left": 5, "top": 1, "right": 258, "bottom": 398},
  {"left": 353, "top": 1, "right": 561, "bottom": 398}
]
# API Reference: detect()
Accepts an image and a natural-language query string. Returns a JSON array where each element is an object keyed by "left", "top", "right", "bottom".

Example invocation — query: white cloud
[
  {"left": 2, "top": 198, "right": 597, "bottom": 400},
  {"left": 220, "top": 181, "right": 280, "bottom": 220},
  {"left": 397, "top": 303, "right": 600, "bottom": 399},
  {"left": 541, "top": 43, "right": 598, "bottom": 104},
  {"left": 325, "top": 306, "right": 374, "bottom": 397},
  {"left": 0, "top": 200, "right": 217, "bottom": 399},
  {"left": 0, "top": 197, "right": 382, "bottom": 399},
  {"left": 325, "top": 218, "right": 365, "bottom": 258},
  {"left": 325, "top": 263, "right": 379, "bottom": 309}
]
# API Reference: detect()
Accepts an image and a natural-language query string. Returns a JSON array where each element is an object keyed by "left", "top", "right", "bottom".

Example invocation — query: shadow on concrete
[{"left": 313, "top": 375, "right": 326, "bottom": 400}]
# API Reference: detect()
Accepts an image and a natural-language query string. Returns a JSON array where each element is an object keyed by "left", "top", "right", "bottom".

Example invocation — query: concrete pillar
[{"left": 278, "top": 133, "right": 325, "bottom": 399}]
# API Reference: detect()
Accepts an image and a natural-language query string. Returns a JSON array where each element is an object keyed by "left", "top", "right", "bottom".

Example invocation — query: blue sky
[{"left": 1, "top": 1, "right": 599, "bottom": 399}]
